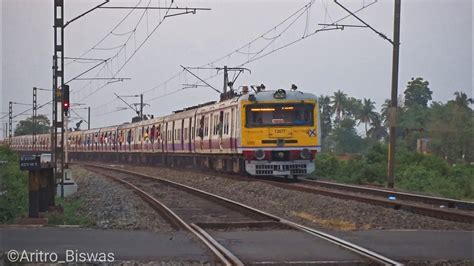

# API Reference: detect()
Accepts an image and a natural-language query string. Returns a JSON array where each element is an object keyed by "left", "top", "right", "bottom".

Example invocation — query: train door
[
  {"left": 209, "top": 114, "right": 213, "bottom": 151},
  {"left": 231, "top": 107, "right": 235, "bottom": 151},
  {"left": 180, "top": 119, "right": 184, "bottom": 151},
  {"left": 164, "top": 122, "right": 168, "bottom": 152},
  {"left": 188, "top": 118, "right": 192, "bottom": 152}
]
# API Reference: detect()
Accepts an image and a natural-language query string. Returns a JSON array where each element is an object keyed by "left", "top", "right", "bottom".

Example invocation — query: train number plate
[{"left": 269, "top": 128, "right": 293, "bottom": 138}]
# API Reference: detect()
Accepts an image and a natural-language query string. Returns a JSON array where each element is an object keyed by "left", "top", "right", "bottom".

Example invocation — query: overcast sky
[{"left": 1, "top": 0, "right": 472, "bottom": 138}]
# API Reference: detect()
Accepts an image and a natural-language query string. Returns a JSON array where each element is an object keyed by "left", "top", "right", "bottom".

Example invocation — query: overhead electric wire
[
  {"left": 238, "top": 0, "right": 378, "bottom": 66},
  {"left": 0, "top": 100, "right": 53, "bottom": 121},
  {"left": 138, "top": 0, "right": 316, "bottom": 104},
  {"left": 66, "top": 0, "right": 144, "bottom": 66},
  {"left": 78, "top": 0, "right": 173, "bottom": 102},
  {"left": 92, "top": 0, "right": 379, "bottom": 117}
]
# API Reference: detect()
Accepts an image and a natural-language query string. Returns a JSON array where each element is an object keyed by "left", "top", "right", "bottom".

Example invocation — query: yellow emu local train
[{"left": 10, "top": 88, "right": 321, "bottom": 177}]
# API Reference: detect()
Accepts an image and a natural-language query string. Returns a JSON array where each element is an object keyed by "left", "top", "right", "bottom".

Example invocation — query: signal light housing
[{"left": 63, "top": 85, "right": 70, "bottom": 116}]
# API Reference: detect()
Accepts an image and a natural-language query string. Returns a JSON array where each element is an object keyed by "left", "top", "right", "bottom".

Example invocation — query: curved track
[{"left": 83, "top": 163, "right": 401, "bottom": 265}]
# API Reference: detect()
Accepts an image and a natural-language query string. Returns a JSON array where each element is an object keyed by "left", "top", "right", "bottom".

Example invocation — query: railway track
[
  {"left": 83, "top": 163, "right": 400, "bottom": 265},
  {"left": 301, "top": 179, "right": 474, "bottom": 211},
  {"left": 253, "top": 178, "right": 474, "bottom": 224}
]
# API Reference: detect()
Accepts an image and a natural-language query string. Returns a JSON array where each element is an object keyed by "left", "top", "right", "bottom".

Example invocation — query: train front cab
[{"left": 239, "top": 90, "right": 321, "bottom": 177}]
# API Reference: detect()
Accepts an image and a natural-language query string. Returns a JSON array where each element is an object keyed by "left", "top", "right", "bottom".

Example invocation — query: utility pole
[
  {"left": 53, "top": 0, "right": 66, "bottom": 198},
  {"left": 334, "top": 0, "right": 401, "bottom": 188},
  {"left": 223, "top": 65, "right": 228, "bottom": 95},
  {"left": 387, "top": 0, "right": 401, "bottom": 188},
  {"left": 33, "top": 87, "right": 38, "bottom": 152},
  {"left": 88, "top": 107, "right": 91, "bottom": 130},
  {"left": 8, "top": 101, "right": 12, "bottom": 144},
  {"left": 140, "top": 94, "right": 144, "bottom": 120}
]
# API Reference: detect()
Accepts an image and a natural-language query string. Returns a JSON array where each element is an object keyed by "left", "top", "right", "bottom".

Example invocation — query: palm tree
[
  {"left": 345, "top": 97, "right": 363, "bottom": 119},
  {"left": 367, "top": 113, "right": 387, "bottom": 140},
  {"left": 318, "top": 95, "right": 332, "bottom": 114},
  {"left": 331, "top": 90, "right": 347, "bottom": 122},
  {"left": 381, "top": 99, "right": 391, "bottom": 126},
  {"left": 318, "top": 95, "right": 332, "bottom": 140},
  {"left": 452, "top": 91, "right": 473, "bottom": 107},
  {"left": 357, "top": 98, "right": 377, "bottom": 136}
]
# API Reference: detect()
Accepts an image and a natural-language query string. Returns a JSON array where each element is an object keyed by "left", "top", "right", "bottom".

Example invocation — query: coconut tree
[
  {"left": 367, "top": 113, "right": 387, "bottom": 140},
  {"left": 318, "top": 95, "right": 332, "bottom": 141},
  {"left": 452, "top": 91, "right": 473, "bottom": 108},
  {"left": 381, "top": 99, "right": 391, "bottom": 127},
  {"left": 345, "top": 97, "right": 363, "bottom": 119},
  {"left": 331, "top": 90, "right": 347, "bottom": 122},
  {"left": 357, "top": 98, "right": 377, "bottom": 136}
]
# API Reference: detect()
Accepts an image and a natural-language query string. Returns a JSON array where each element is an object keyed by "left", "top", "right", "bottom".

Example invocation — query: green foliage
[
  {"left": 14, "top": 115, "right": 50, "bottom": 136},
  {"left": 326, "top": 118, "right": 364, "bottom": 153},
  {"left": 46, "top": 197, "right": 94, "bottom": 226},
  {"left": 331, "top": 90, "right": 347, "bottom": 122},
  {"left": 318, "top": 95, "right": 332, "bottom": 142},
  {"left": 0, "top": 146, "right": 28, "bottom": 223},
  {"left": 404, "top": 77, "right": 432, "bottom": 108},
  {"left": 315, "top": 78, "right": 471, "bottom": 200},
  {"left": 357, "top": 98, "right": 377, "bottom": 136},
  {"left": 426, "top": 100, "right": 473, "bottom": 162},
  {"left": 314, "top": 144, "right": 474, "bottom": 200}
]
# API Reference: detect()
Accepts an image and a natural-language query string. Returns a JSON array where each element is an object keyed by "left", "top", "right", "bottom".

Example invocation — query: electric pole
[
  {"left": 88, "top": 107, "right": 91, "bottom": 130},
  {"left": 140, "top": 94, "right": 144, "bottom": 120},
  {"left": 387, "top": 0, "right": 401, "bottom": 188},
  {"left": 334, "top": 0, "right": 401, "bottom": 188},
  {"left": 33, "top": 87, "right": 38, "bottom": 152},
  {"left": 53, "top": 0, "right": 66, "bottom": 198},
  {"left": 8, "top": 101, "right": 12, "bottom": 144}
]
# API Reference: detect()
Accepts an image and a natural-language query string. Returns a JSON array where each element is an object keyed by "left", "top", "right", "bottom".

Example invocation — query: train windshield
[{"left": 245, "top": 103, "right": 314, "bottom": 127}]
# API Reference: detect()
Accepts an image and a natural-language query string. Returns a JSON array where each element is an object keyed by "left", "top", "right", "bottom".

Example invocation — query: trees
[
  {"left": 381, "top": 99, "right": 391, "bottom": 127},
  {"left": 318, "top": 95, "right": 332, "bottom": 142},
  {"left": 331, "top": 90, "right": 347, "bottom": 122},
  {"left": 14, "top": 115, "right": 50, "bottom": 136},
  {"left": 328, "top": 118, "right": 364, "bottom": 153},
  {"left": 427, "top": 99, "right": 473, "bottom": 162},
  {"left": 450, "top": 91, "right": 473, "bottom": 108},
  {"left": 367, "top": 113, "right": 387, "bottom": 140},
  {"left": 404, "top": 77, "right": 432, "bottom": 108},
  {"left": 357, "top": 98, "right": 377, "bottom": 136},
  {"left": 344, "top": 97, "right": 363, "bottom": 120}
]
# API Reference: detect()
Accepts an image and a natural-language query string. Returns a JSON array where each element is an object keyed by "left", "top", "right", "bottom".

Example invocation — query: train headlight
[
  {"left": 300, "top": 148, "right": 311, "bottom": 159},
  {"left": 255, "top": 149, "right": 265, "bottom": 160}
]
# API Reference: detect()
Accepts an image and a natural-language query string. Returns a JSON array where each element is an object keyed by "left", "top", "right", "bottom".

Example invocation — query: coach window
[{"left": 203, "top": 116, "right": 209, "bottom": 137}]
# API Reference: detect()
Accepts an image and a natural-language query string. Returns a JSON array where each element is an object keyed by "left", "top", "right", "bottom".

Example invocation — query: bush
[
  {"left": 0, "top": 146, "right": 28, "bottom": 223},
  {"left": 314, "top": 144, "right": 474, "bottom": 200}
]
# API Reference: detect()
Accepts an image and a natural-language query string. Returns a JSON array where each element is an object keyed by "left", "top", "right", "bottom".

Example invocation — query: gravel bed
[
  {"left": 115, "top": 164, "right": 473, "bottom": 232},
  {"left": 70, "top": 166, "right": 174, "bottom": 232}
]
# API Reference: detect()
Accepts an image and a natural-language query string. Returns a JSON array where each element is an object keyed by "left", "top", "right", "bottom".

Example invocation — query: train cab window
[{"left": 245, "top": 103, "right": 314, "bottom": 127}]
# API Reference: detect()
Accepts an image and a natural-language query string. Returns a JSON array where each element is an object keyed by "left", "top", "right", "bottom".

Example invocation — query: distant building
[{"left": 417, "top": 138, "right": 431, "bottom": 154}]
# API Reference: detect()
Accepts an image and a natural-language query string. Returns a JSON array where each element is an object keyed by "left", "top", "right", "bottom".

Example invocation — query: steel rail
[
  {"left": 303, "top": 179, "right": 474, "bottom": 211},
  {"left": 260, "top": 180, "right": 474, "bottom": 224},
  {"left": 82, "top": 163, "right": 401, "bottom": 265},
  {"left": 85, "top": 167, "right": 235, "bottom": 266}
]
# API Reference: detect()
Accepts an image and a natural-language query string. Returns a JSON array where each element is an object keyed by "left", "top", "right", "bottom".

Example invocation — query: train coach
[{"left": 10, "top": 87, "right": 321, "bottom": 178}]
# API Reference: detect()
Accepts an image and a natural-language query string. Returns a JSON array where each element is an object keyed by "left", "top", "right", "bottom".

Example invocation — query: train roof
[{"left": 238, "top": 89, "right": 318, "bottom": 102}]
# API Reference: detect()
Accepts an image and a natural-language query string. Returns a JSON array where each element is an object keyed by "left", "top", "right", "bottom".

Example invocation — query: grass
[{"left": 46, "top": 197, "right": 94, "bottom": 226}]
